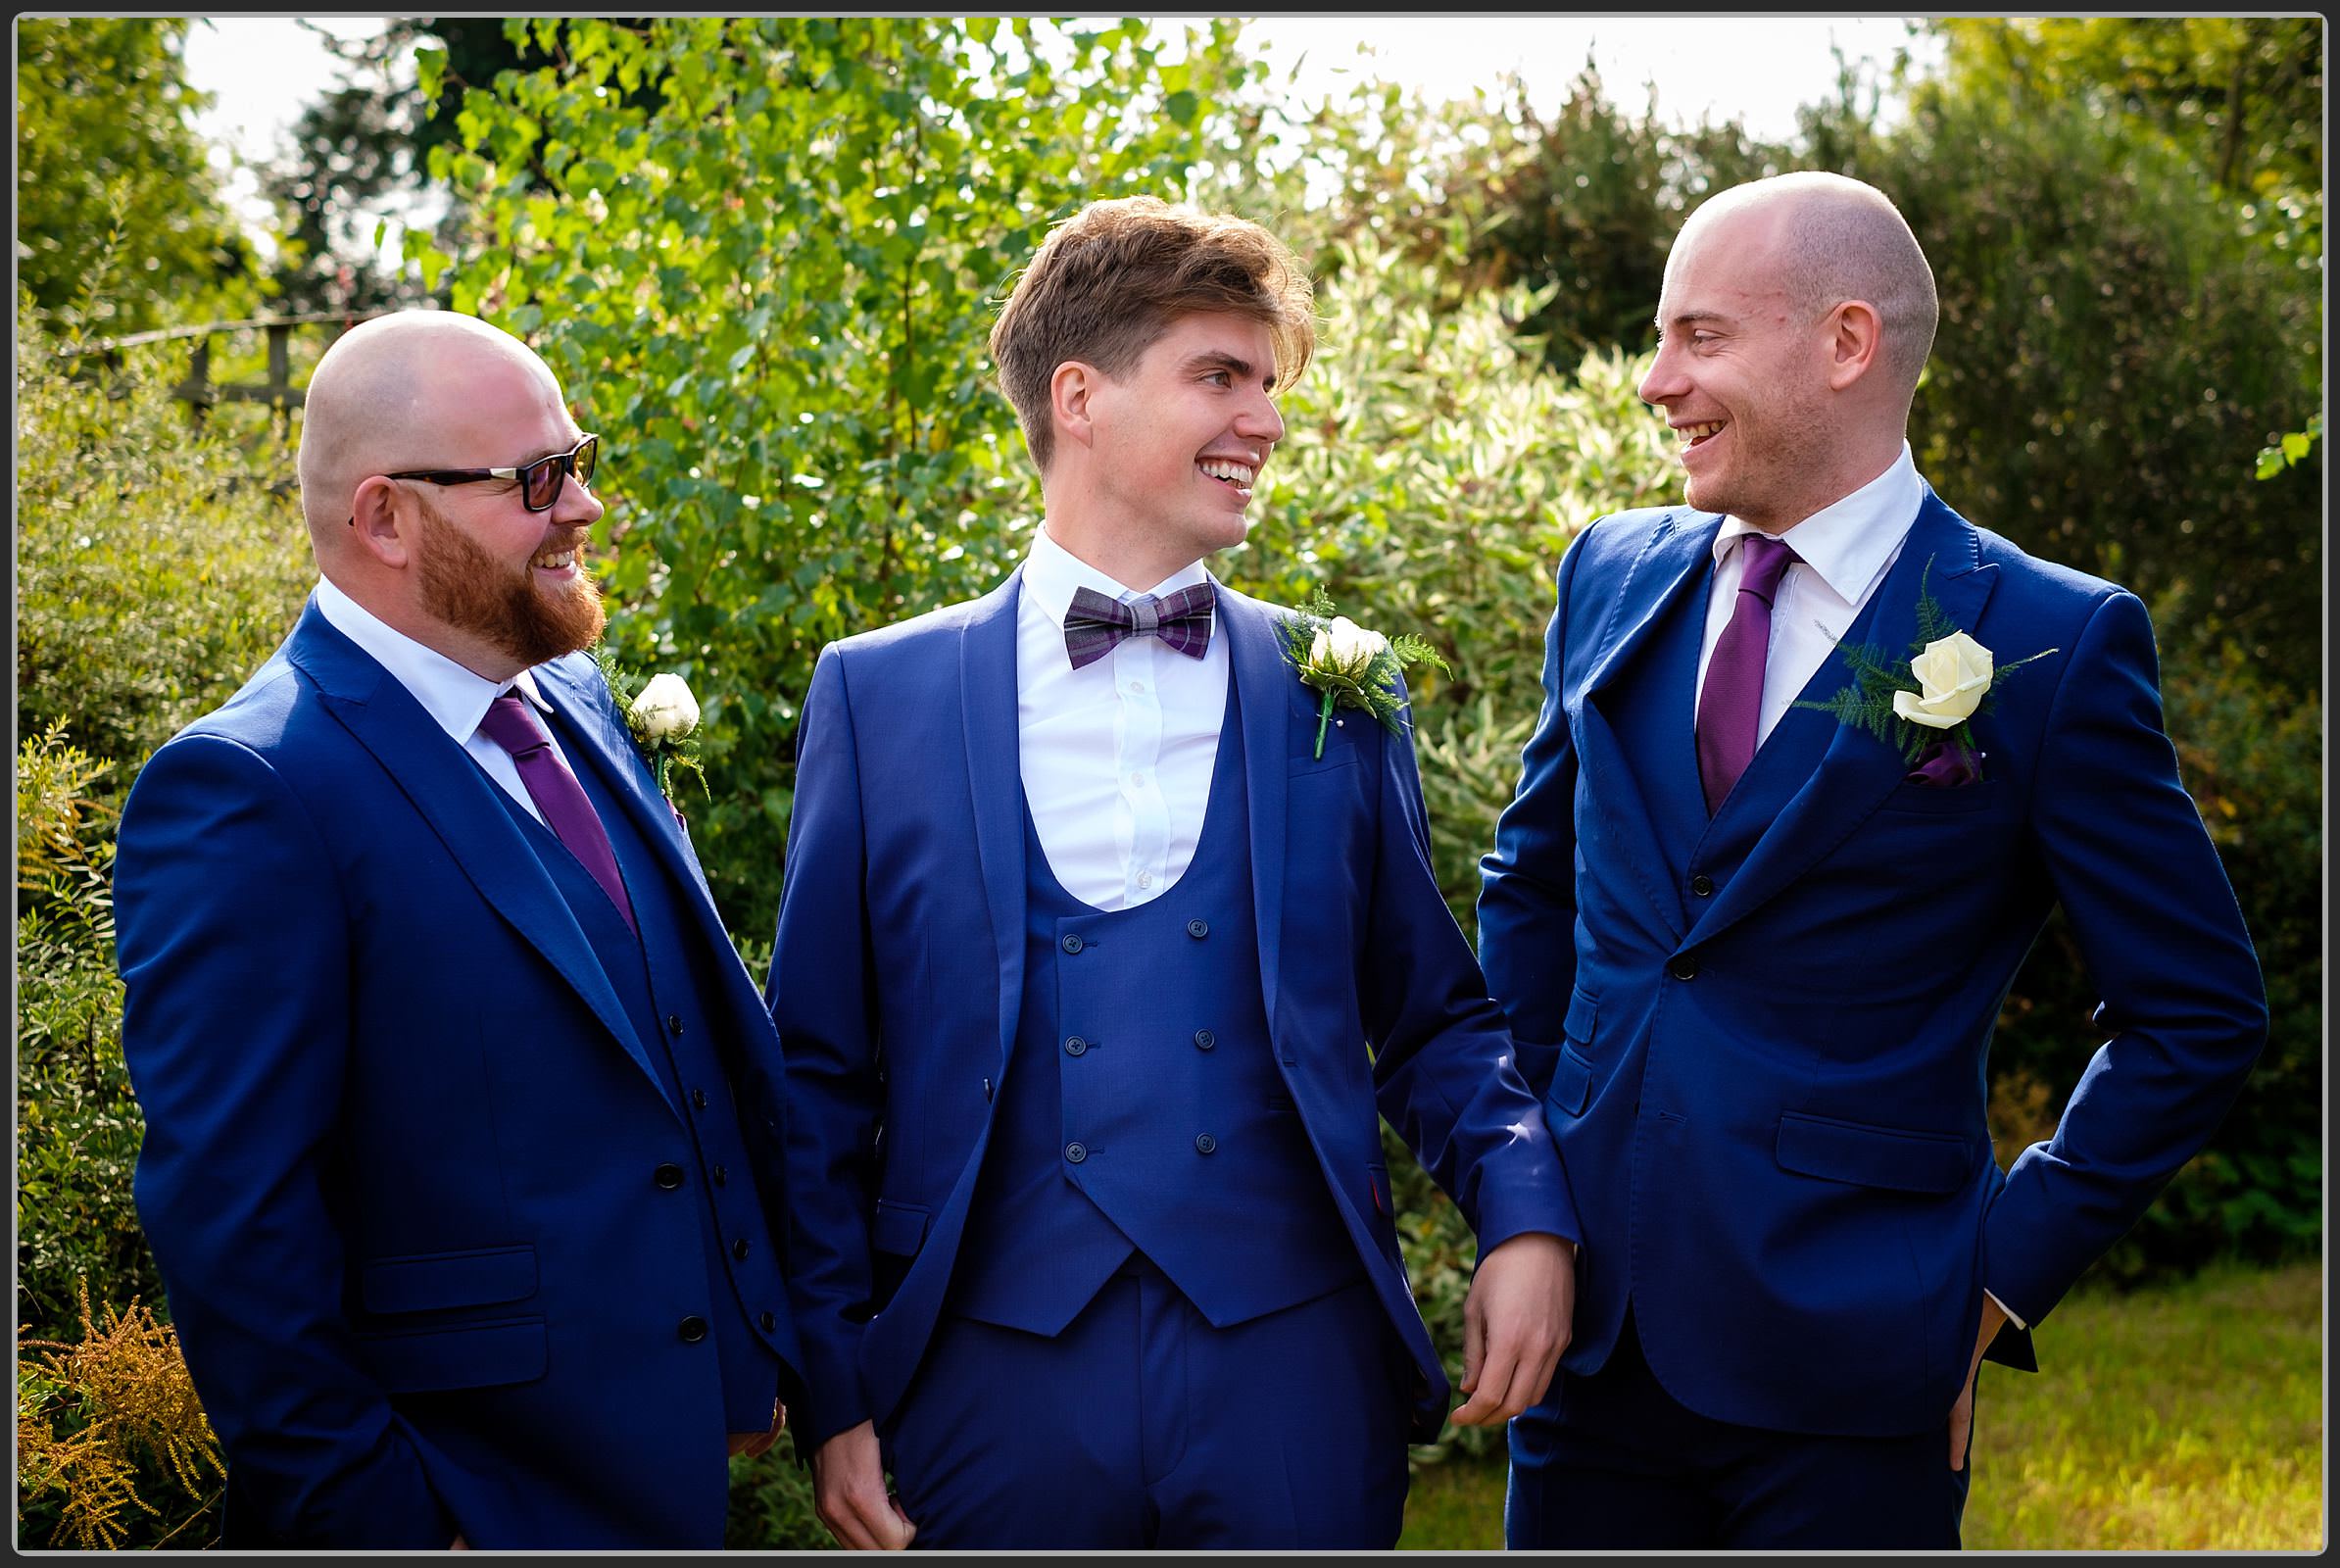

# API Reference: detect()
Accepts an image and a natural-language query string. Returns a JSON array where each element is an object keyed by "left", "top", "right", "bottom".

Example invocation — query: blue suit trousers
[{"left": 879, "top": 1259, "right": 1411, "bottom": 1549}]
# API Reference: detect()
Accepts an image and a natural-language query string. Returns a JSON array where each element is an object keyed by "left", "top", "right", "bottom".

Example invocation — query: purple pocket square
[{"left": 1906, "top": 740, "right": 1982, "bottom": 787}]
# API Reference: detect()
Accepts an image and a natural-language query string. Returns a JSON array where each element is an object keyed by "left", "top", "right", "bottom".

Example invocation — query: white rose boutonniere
[
  {"left": 1277, "top": 588, "right": 1451, "bottom": 760},
  {"left": 593, "top": 649, "right": 709, "bottom": 808},
  {"left": 1795, "top": 558, "right": 2055, "bottom": 782},
  {"left": 1891, "top": 631, "right": 1993, "bottom": 729}
]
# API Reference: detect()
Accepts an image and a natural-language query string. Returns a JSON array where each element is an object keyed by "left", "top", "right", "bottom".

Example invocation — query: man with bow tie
[
  {"left": 769, "top": 196, "right": 1578, "bottom": 1549},
  {"left": 1479, "top": 172, "right": 2266, "bottom": 1548},
  {"left": 113, "top": 312, "right": 803, "bottom": 1547}
]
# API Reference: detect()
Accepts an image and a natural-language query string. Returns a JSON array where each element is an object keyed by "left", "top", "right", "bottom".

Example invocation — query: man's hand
[
  {"left": 1450, "top": 1231, "right": 1575, "bottom": 1427},
  {"left": 812, "top": 1420, "right": 915, "bottom": 1549},
  {"left": 1949, "top": 1295, "right": 2008, "bottom": 1470},
  {"left": 729, "top": 1397, "right": 788, "bottom": 1459}
]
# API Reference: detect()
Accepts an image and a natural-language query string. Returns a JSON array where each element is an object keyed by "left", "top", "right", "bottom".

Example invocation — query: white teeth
[
  {"left": 1680, "top": 421, "right": 1724, "bottom": 441},
  {"left": 534, "top": 551, "right": 575, "bottom": 569},
  {"left": 1199, "top": 460, "right": 1254, "bottom": 484}
]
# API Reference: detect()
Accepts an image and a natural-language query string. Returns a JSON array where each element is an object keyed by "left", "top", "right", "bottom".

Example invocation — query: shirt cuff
[{"left": 1984, "top": 1288, "right": 2027, "bottom": 1331}]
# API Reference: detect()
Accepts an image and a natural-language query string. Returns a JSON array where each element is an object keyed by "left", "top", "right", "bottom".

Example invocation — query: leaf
[{"left": 2281, "top": 430, "right": 2310, "bottom": 463}]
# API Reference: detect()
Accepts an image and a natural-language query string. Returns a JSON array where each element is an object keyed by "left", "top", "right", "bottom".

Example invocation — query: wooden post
[{"left": 267, "top": 322, "right": 294, "bottom": 434}]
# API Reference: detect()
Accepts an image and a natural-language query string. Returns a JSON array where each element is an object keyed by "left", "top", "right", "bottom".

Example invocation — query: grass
[{"left": 1396, "top": 1260, "right": 2323, "bottom": 1550}]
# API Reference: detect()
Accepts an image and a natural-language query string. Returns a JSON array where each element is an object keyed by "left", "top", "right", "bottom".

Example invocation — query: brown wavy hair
[{"left": 989, "top": 196, "right": 1316, "bottom": 472}]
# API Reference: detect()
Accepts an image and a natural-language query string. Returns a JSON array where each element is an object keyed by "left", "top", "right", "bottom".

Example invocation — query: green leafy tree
[
  {"left": 425, "top": 16, "right": 1254, "bottom": 933},
  {"left": 15, "top": 18, "right": 262, "bottom": 333}
]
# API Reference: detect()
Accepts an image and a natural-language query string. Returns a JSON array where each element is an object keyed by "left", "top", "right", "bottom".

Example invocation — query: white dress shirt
[
  {"left": 1015, "top": 529, "right": 1229, "bottom": 912},
  {"left": 1693, "top": 442, "right": 1923, "bottom": 743},
  {"left": 313, "top": 575, "right": 568, "bottom": 826}
]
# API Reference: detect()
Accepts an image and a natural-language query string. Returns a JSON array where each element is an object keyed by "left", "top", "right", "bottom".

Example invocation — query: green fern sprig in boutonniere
[
  {"left": 1276, "top": 586, "right": 1452, "bottom": 760},
  {"left": 1793, "top": 556, "right": 2056, "bottom": 772}
]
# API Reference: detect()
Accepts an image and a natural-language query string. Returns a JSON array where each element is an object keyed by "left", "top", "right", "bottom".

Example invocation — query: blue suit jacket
[
  {"left": 769, "top": 570, "right": 1578, "bottom": 1448},
  {"left": 1479, "top": 489, "right": 2267, "bottom": 1436},
  {"left": 113, "top": 600, "right": 803, "bottom": 1547}
]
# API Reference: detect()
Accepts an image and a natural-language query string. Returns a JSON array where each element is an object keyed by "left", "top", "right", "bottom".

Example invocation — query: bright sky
[{"left": 179, "top": 16, "right": 1943, "bottom": 261}]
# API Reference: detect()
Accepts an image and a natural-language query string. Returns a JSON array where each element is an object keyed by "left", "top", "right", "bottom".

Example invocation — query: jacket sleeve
[
  {"left": 1983, "top": 588, "right": 2268, "bottom": 1326},
  {"left": 1476, "top": 531, "right": 1591, "bottom": 1097},
  {"left": 764, "top": 644, "right": 886, "bottom": 1449},
  {"left": 114, "top": 733, "right": 454, "bottom": 1548},
  {"left": 1359, "top": 676, "right": 1581, "bottom": 1257}
]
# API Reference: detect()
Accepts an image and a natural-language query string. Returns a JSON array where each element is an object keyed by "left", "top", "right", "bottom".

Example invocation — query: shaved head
[
  {"left": 296, "top": 309, "right": 607, "bottom": 681},
  {"left": 1674, "top": 172, "right": 1937, "bottom": 405},
  {"left": 298, "top": 312, "right": 569, "bottom": 552}
]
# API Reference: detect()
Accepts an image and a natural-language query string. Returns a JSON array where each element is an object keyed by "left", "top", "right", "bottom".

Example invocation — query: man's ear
[
  {"left": 1826, "top": 300, "right": 1884, "bottom": 391},
  {"left": 1049, "top": 360, "right": 1101, "bottom": 455},
  {"left": 348, "top": 476, "right": 415, "bottom": 568}
]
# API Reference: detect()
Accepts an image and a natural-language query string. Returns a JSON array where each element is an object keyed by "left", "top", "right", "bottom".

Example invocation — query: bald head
[
  {"left": 297, "top": 312, "right": 568, "bottom": 551},
  {"left": 1676, "top": 172, "right": 1937, "bottom": 405}
]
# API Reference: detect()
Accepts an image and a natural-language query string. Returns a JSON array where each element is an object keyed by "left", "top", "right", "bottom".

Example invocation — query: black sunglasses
[{"left": 383, "top": 433, "right": 600, "bottom": 514}]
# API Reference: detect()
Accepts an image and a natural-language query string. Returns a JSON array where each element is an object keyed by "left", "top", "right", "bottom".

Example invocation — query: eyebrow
[
  {"left": 1655, "top": 310, "right": 1732, "bottom": 335},
  {"left": 1184, "top": 349, "right": 1274, "bottom": 391}
]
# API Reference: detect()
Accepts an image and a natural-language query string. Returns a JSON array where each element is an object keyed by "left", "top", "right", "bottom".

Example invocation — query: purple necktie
[
  {"left": 1695, "top": 533, "right": 1798, "bottom": 815},
  {"left": 1062, "top": 582, "right": 1216, "bottom": 669},
  {"left": 477, "top": 692, "right": 638, "bottom": 935}
]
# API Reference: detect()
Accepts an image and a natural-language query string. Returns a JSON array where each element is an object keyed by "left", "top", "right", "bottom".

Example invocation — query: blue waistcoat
[
  {"left": 950, "top": 680, "right": 1365, "bottom": 1335},
  {"left": 493, "top": 725, "right": 786, "bottom": 1431}
]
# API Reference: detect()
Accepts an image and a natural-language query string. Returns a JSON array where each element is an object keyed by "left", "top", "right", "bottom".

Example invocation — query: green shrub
[{"left": 15, "top": 306, "right": 314, "bottom": 788}]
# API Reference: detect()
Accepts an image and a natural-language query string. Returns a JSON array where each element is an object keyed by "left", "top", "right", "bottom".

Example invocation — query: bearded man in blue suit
[
  {"left": 1479, "top": 172, "right": 2267, "bottom": 1549},
  {"left": 114, "top": 312, "right": 803, "bottom": 1547},
  {"left": 770, "top": 196, "right": 1579, "bottom": 1550}
]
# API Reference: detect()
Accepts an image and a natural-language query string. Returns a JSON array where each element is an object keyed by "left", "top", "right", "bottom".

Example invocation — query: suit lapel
[
  {"left": 1217, "top": 588, "right": 1291, "bottom": 1040},
  {"left": 1689, "top": 490, "right": 2000, "bottom": 946},
  {"left": 1578, "top": 513, "right": 1722, "bottom": 939},
  {"left": 538, "top": 659, "right": 767, "bottom": 1066},
  {"left": 282, "top": 606, "right": 665, "bottom": 1102},
  {"left": 959, "top": 572, "right": 1028, "bottom": 1077}
]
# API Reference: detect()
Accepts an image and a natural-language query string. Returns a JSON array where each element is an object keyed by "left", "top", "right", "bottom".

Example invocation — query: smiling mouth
[
  {"left": 1198, "top": 457, "right": 1258, "bottom": 496},
  {"left": 530, "top": 539, "right": 583, "bottom": 571},
  {"left": 1676, "top": 420, "right": 1725, "bottom": 450}
]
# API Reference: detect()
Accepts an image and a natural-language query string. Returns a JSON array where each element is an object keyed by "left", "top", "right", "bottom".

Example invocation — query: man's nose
[
  {"left": 1237, "top": 391, "right": 1285, "bottom": 445},
  {"left": 559, "top": 471, "right": 606, "bottom": 527},
  {"left": 1638, "top": 344, "right": 1685, "bottom": 408}
]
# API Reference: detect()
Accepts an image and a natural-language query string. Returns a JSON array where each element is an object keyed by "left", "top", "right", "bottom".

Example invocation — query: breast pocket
[{"left": 1876, "top": 778, "right": 2002, "bottom": 816}]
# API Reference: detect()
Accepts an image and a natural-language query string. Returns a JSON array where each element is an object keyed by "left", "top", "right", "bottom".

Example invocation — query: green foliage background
[{"left": 13, "top": 14, "right": 2319, "bottom": 1549}]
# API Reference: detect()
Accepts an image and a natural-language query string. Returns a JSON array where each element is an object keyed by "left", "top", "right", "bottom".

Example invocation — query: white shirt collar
[
  {"left": 312, "top": 575, "right": 553, "bottom": 746},
  {"left": 1714, "top": 442, "right": 1922, "bottom": 604},
  {"left": 1021, "top": 526, "right": 1213, "bottom": 627}
]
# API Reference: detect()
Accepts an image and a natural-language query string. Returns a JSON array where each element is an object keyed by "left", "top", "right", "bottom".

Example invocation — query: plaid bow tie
[{"left": 1061, "top": 582, "right": 1217, "bottom": 669}]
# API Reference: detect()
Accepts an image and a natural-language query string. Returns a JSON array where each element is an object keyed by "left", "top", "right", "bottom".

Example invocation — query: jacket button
[
  {"left": 1064, "top": 1035, "right": 1089, "bottom": 1056},
  {"left": 654, "top": 1163, "right": 684, "bottom": 1190},
  {"left": 1194, "top": 1133, "right": 1218, "bottom": 1154},
  {"left": 711, "top": 1164, "right": 727, "bottom": 1187},
  {"left": 733, "top": 1238, "right": 751, "bottom": 1260},
  {"left": 679, "top": 1316, "right": 708, "bottom": 1343},
  {"left": 692, "top": 1087, "right": 708, "bottom": 1110},
  {"left": 1186, "top": 918, "right": 1209, "bottom": 939},
  {"left": 1690, "top": 874, "right": 1715, "bottom": 898},
  {"left": 1061, "top": 933, "right": 1084, "bottom": 955},
  {"left": 667, "top": 1012, "right": 685, "bottom": 1036},
  {"left": 1194, "top": 1029, "right": 1215, "bottom": 1051},
  {"left": 1064, "top": 1142, "right": 1089, "bottom": 1164},
  {"left": 759, "top": 1311, "right": 776, "bottom": 1332},
  {"left": 1669, "top": 956, "right": 1698, "bottom": 982}
]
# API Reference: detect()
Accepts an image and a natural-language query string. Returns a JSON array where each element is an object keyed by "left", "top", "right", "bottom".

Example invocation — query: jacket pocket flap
[
  {"left": 871, "top": 1199, "right": 931, "bottom": 1257},
  {"left": 355, "top": 1317, "right": 547, "bottom": 1395},
  {"left": 362, "top": 1246, "right": 537, "bottom": 1314},
  {"left": 1563, "top": 986, "right": 1598, "bottom": 1046},
  {"left": 1776, "top": 1112, "right": 1974, "bottom": 1194},
  {"left": 1547, "top": 1046, "right": 1592, "bottom": 1118}
]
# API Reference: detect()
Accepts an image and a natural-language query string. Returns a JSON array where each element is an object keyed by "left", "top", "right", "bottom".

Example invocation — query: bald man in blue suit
[
  {"left": 114, "top": 312, "right": 802, "bottom": 1547},
  {"left": 1480, "top": 172, "right": 2266, "bottom": 1549}
]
